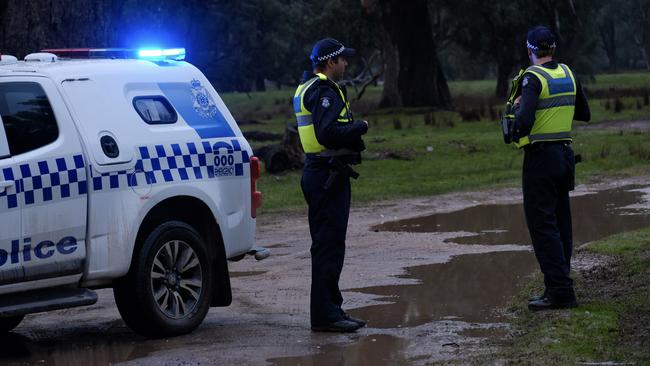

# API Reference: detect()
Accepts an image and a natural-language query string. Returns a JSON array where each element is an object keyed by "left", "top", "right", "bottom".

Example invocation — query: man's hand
[{"left": 514, "top": 96, "right": 522, "bottom": 105}]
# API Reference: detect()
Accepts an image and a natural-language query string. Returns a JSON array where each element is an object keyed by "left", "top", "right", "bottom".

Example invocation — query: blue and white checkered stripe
[
  {"left": 90, "top": 139, "right": 249, "bottom": 192},
  {"left": 0, "top": 154, "right": 87, "bottom": 211}
]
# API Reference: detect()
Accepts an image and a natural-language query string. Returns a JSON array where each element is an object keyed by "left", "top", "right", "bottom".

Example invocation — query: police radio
[
  {"left": 501, "top": 106, "right": 516, "bottom": 144},
  {"left": 501, "top": 69, "right": 525, "bottom": 144}
]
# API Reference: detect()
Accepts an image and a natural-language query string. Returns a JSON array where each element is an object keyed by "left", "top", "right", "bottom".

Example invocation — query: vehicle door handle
[{"left": 0, "top": 180, "right": 14, "bottom": 193}]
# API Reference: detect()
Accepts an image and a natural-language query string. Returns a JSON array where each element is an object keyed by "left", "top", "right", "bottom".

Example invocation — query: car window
[
  {"left": 0, "top": 117, "right": 9, "bottom": 158},
  {"left": 0, "top": 82, "right": 59, "bottom": 156},
  {"left": 133, "top": 96, "right": 177, "bottom": 124}
]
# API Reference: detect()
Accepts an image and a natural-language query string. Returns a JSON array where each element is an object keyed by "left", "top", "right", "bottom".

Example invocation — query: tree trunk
[
  {"left": 599, "top": 20, "right": 617, "bottom": 73},
  {"left": 378, "top": 24, "right": 401, "bottom": 108},
  {"left": 361, "top": 0, "right": 451, "bottom": 108},
  {"left": 495, "top": 58, "right": 515, "bottom": 99},
  {"left": 387, "top": 0, "right": 451, "bottom": 108},
  {"left": 255, "top": 75, "right": 266, "bottom": 92}
]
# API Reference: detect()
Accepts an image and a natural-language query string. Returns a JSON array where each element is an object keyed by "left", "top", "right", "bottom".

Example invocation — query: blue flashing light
[{"left": 138, "top": 48, "right": 186, "bottom": 61}]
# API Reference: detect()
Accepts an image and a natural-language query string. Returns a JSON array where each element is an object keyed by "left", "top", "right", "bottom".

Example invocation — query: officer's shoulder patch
[
  {"left": 320, "top": 97, "right": 331, "bottom": 108},
  {"left": 522, "top": 76, "right": 529, "bottom": 87}
]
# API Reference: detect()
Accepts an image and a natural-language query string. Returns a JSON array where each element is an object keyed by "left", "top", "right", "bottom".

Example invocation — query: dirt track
[
  {"left": 3, "top": 176, "right": 650, "bottom": 366},
  {"left": 578, "top": 119, "right": 650, "bottom": 131}
]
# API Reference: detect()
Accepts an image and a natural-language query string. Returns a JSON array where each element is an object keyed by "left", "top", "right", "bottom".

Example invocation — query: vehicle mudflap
[{"left": 211, "top": 255, "right": 232, "bottom": 307}]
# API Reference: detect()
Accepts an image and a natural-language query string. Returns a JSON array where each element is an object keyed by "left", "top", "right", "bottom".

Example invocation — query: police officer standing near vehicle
[
  {"left": 294, "top": 39, "right": 368, "bottom": 332},
  {"left": 507, "top": 26, "right": 591, "bottom": 310}
]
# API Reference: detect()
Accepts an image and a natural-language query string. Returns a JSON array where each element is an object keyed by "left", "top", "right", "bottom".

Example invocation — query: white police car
[{"left": 0, "top": 48, "right": 264, "bottom": 338}]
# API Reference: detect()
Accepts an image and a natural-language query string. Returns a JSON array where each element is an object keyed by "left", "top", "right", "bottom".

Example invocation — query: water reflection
[
  {"left": 0, "top": 331, "right": 149, "bottom": 365},
  {"left": 349, "top": 251, "right": 537, "bottom": 328},
  {"left": 269, "top": 334, "right": 407, "bottom": 366}
]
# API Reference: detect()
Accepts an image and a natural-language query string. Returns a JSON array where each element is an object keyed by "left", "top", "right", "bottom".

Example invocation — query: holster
[{"left": 322, "top": 157, "right": 359, "bottom": 191}]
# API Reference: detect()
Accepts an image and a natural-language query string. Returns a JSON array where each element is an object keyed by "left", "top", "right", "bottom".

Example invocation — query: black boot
[{"left": 528, "top": 297, "right": 578, "bottom": 311}]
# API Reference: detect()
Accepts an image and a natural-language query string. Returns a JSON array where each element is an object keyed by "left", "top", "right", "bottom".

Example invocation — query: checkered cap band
[
  {"left": 527, "top": 40, "right": 556, "bottom": 51},
  {"left": 317, "top": 46, "right": 345, "bottom": 62}
]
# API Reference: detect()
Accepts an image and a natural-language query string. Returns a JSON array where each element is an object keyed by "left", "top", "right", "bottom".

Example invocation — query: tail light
[{"left": 250, "top": 157, "right": 262, "bottom": 218}]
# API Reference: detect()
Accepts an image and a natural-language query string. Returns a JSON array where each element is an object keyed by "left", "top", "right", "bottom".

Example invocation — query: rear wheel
[
  {"left": 114, "top": 221, "right": 213, "bottom": 338},
  {"left": 0, "top": 315, "right": 24, "bottom": 333}
]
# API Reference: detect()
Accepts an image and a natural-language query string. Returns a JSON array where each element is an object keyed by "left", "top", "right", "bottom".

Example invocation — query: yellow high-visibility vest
[
  {"left": 514, "top": 63, "right": 577, "bottom": 148},
  {"left": 293, "top": 73, "right": 352, "bottom": 154}
]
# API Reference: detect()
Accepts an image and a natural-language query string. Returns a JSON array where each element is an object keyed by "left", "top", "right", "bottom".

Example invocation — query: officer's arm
[
  {"left": 309, "top": 86, "right": 368, "bottom": 149},
  {"left": 514, "top": 73, "right": 541, "bottom": 137},
  {"left": 573, "top": 79, "right": 591, "bottom": 122}
]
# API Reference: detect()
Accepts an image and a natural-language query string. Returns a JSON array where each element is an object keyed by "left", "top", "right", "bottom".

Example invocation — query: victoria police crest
[
  {"left": 190, "top": 79, "right": 219, "bottom": 118},
  {"left": 321, "top": 97, "right": 330, "bottom": 108}
]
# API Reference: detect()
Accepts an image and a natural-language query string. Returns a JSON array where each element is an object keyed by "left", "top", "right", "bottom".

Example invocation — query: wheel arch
[{"left": 131, "top": 196, "right": 232, "bottom": 307}]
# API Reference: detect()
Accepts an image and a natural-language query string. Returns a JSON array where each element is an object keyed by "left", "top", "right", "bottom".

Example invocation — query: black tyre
[
  {"left": 114, "top": 221, "right": 213, "bottom": 338},
  {"left": 0, "top": 315, "right": 24, "bottom": 333}
]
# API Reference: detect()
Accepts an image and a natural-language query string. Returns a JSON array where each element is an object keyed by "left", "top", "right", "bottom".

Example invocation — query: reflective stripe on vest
[
  {"left": 294, "top": 73, "right": 352, "bottom": 154},
  {"left": 514, "top": 63, "right": 576, "bottom": 148}
]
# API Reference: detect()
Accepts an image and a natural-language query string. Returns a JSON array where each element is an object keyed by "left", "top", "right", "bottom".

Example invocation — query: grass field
[
  {"left": 220, "top": 72, "right": 650, "bottom": 212},
  {"left": 489, "top": 229, "right": 650, "bottom": 364}
]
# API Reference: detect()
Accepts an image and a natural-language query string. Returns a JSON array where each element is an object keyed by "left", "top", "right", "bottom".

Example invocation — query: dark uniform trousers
[
  {"left": 523, "top": 142, "right": 576, "bottom": 303},
  {"left": 300, "top": 157, "right": 351, "bottom": 325}
]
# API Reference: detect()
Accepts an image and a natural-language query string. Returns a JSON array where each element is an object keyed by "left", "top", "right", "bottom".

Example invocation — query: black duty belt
[{"left": 524, "top": 140, "right": 571, "bottom": 152}]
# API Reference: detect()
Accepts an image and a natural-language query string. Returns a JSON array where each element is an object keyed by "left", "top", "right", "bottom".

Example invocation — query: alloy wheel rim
[{"left": 150, "top": 240, "right": 203, "bottom": 319}]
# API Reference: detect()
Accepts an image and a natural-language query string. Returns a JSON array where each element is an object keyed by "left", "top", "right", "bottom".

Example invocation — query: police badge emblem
[
  {"left": 321, "top": 97, "right": 330, "bottom": 108},
  {"left": 190, "top": 78, "right": 219, "bottom": 118}
]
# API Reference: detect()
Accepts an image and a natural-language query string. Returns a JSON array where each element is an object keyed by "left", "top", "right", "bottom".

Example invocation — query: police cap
[
  {"left": 310, "top": 38, "right": 355, "bottom": 63},
  {"left": 526, "top": 26, "right": 556, "bottom": 52}
]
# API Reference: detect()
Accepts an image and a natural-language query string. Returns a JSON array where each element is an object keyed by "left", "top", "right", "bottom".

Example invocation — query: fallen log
[{"left": 254, "top": 124, "right": 304, "bottom": 174}]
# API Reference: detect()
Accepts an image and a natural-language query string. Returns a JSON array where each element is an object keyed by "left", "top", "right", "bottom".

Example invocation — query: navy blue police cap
[
  {"left": 526, "top": 26, "right": 557, "bottom": 51},
  {"left": 310, "top": 38, "right": 355, "bottom": 63}
]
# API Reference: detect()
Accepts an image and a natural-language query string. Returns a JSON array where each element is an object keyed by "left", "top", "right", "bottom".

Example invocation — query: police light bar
[
  {"left": 40, "top": 48, "right": 186, "bottom": 61},
  {"left": 137, "top": 48, "right": 186, "bottom": 61}
]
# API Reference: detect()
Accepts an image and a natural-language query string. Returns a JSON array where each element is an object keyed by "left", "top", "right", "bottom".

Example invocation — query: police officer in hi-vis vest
[
  {"left": 509, "top": 26, "right": 590, "bottom": 311},
  {"left": 294, "top": 39, "right": 368, "bottom": 332}
]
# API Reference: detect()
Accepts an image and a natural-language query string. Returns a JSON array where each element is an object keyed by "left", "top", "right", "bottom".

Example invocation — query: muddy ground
[{"left": 2, "top": 176, "right": 650, "bottom": 366}]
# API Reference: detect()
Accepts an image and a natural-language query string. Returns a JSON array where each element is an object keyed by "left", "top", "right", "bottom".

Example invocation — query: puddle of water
[
  {"left": 0, "top": 331, "right": 152, "bottom": 365},
  {"left": 348, "top": 251, "right": 537, "bottom": 328},
  {"left": 374, "top": 186, "right": 650, "bottom": 246},
  {"left": 269, "top": 334, "right": 408, "bottom": 366}
]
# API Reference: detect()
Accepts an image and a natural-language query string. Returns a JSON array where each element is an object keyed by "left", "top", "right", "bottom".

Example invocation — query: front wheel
[
  {"left": 114, "top": 221, "right": 213, "bottom": 338},
  {"left": 0, "top": 315, "right": 24, "bottom": 333}
]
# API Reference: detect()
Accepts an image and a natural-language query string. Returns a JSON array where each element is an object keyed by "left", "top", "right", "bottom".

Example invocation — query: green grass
[
  {"left": 489, "top": 228, "right": 650, "bottom": 365},
  {"left": 590, "top": 228, "right": 650, "bottom": 255},
  {"left": 256, "top": 116, "right": 650, "bottom": 212},
  {"left": 587, "top": 97, "right": 650, "bottom": 123},
  {"left": 590, "top": 228, "right": 650, "bottom": 277},
  {"left": 588, "top": 72, "right": 650, "bottom": 91},
  {"left": 497, "top": 304, "right": 622, "bottom": 365}
]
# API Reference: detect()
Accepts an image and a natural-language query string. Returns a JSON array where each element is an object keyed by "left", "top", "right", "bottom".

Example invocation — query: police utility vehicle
[{"left": 0, "top": 48, "right": 264, "bottom": 337}]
